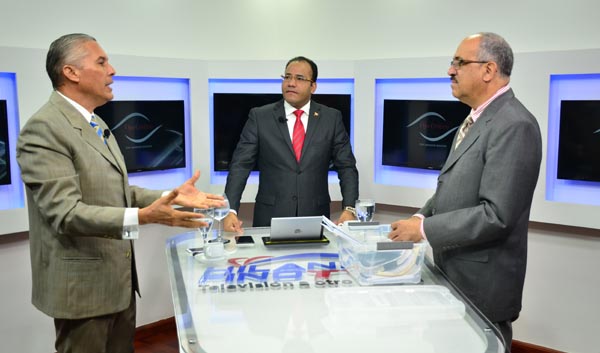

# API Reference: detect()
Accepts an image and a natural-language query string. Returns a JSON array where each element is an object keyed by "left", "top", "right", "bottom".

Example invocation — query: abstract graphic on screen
[
  {"left": 557, "top": 100, "right": 600, "bottom": 182},
  {"left": 0, "top": 100, "right": 10, "bottom": 185},
  {"left": 95, "top": 100, "right": 186, "bottom": 173},
  {"left": 382, "top": 99, "right": 470, "bottom": 170}
]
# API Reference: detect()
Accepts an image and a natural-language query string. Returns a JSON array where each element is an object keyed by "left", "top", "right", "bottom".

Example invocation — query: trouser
[
  {"left": 54, "top": 293, "right": 136, "bottom": 353},
  {"left": 494, "top": 320, "right": 513, "bottom": 353}
]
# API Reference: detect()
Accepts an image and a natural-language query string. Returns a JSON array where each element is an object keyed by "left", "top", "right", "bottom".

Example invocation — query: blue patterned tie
[{"left": 90, "top": 115, "right": 106, "bottom": 144}]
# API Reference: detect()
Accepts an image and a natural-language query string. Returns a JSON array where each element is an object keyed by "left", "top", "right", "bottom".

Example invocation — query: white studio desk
[{"left": 165, "top": 227, "right": 505, "bottom": 353}]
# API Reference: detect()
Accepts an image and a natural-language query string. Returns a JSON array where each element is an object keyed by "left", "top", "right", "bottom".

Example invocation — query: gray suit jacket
[
  {"left": 17, "top": 92, "right": 162, "bottom": 319},
  {"left": 225, "top": 100, "right": 358, "bottom": 226},
  {"left": 419, "top": 89, "right": 541, "bottom": 323}
]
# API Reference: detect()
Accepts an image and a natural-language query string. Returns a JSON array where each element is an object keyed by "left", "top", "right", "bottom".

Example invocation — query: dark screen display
[
  {"left": 95, "top": 100, "right": 186, "bottom": 173},
  {"left": 0, "top": 100, "right": 10, "bottom": 185},
  {"left": 213, "top": 93, "right": 351, "bottom": 171},
  {"left": 557, "top": 100, "right": 600, "bottom": 182},
  {"left": 382, "top": 99, "right": 470, "bottom": 170}
]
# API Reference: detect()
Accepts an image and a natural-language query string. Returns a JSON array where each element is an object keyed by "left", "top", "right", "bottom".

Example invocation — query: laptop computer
[{"left": 262, "top": 216, "right": 329, "bottom": 246}]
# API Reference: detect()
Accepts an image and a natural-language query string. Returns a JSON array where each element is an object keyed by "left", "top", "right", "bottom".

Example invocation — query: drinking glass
[
  {"left": 355, "top": 199, "right": 375, "bottom": 222},
  {"left": 213, "top": 193, "right": 230, "bottom": 242},
  {"left": 194, "top": 207, "right": 214, "bottom": 241}
]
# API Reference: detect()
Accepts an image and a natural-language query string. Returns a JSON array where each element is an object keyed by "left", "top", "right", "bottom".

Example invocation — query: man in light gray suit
[
  {"left": 388, "top": 32, "right": 542, "bottom": 351},
  {"left": 17, "top": 33, "right": 223, "bottom": 353}
]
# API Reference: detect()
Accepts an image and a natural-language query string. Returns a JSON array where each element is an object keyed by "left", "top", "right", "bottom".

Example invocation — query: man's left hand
[
  {"left": 171, "top": 170, "right": 225, "bottom": 209},
  {"left": 336, "top": 210, "right": 357, "bottom": 225}
]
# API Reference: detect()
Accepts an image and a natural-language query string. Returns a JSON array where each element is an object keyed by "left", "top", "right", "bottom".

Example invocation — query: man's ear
[
  {"left": 62, "top": 65, "right": 80, "bottom": 83},
  {"left": 482, "top": 61, "right": 497, "bottom": 83}
]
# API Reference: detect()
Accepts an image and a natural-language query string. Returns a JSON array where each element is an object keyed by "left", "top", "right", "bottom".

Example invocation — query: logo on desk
[{"left": 198, "top": 252, "right": 354, "bottom": 293}]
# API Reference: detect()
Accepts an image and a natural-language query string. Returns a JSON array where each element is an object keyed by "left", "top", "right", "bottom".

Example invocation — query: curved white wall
[{"left": 1, "top": 1, "right": 600, "bottom": 352}]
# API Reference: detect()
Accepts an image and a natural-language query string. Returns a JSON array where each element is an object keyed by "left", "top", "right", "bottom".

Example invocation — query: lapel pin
[{"left": 314, "top": 112, "right": 319, "bottom": 118}]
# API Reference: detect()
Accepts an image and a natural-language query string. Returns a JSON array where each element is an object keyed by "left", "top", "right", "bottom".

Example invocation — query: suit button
[
  {"left": 126, "top": 250, "right": 131, "bottom": 258},
  {"left": 292, "top": 196, "right": 298, "bottom": 201}
]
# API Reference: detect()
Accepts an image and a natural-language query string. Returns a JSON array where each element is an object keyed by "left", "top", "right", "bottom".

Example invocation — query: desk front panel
[{"left": 165, "top": 228, "right": 503, "bottom": 353}]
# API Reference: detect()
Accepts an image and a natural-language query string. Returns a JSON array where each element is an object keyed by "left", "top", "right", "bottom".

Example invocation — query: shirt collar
[
  {"left": 470, "top": 84, "right": 510, "bottom": 121},
  {"left": 284, "top": 100, "right": 311, "bottom": 117},
  {"left": 56, "top": 91, "right": 94, "bottom": 123}
]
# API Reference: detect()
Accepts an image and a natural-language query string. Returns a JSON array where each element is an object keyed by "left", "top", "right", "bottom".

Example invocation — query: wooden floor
[{"left": 134, "top": 318, "right": 179, "bottom": 353}]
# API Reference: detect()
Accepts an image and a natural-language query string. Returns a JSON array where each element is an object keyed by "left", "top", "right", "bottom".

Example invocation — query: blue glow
[
  {"left": 109, "top": 76, "right": 191, "bottom": 190},
  {"left": 546, "top": 74, "right": 600, "bottom": 206},
  {"left": 0, "top": 72, "right": 24, "bottom": 210},
  {"left": 374, "top": 78, "right": 460, "bottom": 188},
  {"left": 208, "top": 78, "right": 355, "bottom": 185}
]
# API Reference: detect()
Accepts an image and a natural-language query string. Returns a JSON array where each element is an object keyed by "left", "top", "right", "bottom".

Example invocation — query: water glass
[
  {"left": 193, "top": 207, "right": 214, "bottom": 240},
  {"left": 355, "top": 199, "right": 375, "bottom": 222},
  {"left": 213, "top": 193, "right": 230, "bottom": 242}
]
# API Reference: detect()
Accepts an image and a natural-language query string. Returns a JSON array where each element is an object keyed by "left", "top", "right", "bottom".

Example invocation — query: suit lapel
[
  {"left": 440, "top": 89, "right": 515, "bottom": 174},
  {"left": 300, "top": 103, "right": 322, "bottom": 163},
  {"left": 273, "top": 101, "right": 295, "bottom": 160},
  {"left": 51, "top": 93, "right": 125, "bottom": 175}
]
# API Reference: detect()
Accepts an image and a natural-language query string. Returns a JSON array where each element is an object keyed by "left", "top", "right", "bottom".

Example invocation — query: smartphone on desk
[{"left": 235, "top": 235, "right": 255, "bottom": 247}]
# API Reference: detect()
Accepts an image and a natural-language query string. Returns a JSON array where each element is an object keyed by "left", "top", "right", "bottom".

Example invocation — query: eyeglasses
[
  {"left": 281, "top": 74, "right": 314, "bottom": 83},
  {"left": 450, "top": 58, "right": 489, "bottom": 69}
]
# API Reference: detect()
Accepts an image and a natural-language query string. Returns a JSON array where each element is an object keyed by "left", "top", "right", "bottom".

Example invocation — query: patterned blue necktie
[{"left": 90, "top": 115, "right": 106, "bottom": 144}]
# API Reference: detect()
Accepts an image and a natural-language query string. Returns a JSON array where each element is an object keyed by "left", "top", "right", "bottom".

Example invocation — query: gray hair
[
  {"left": 476, "top": 32, "right": 513, "bottom": 78},
  {"left": 46, "top": 33, "right": 97, "bottom": 89}
]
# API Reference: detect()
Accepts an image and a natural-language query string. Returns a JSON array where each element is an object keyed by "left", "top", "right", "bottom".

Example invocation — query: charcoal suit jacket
[
  {"left": 225, "top": 99, "right": 359, "bottom": 226},
  {"left": 419, "top": 89, "right": 542, "bottom": 323}
]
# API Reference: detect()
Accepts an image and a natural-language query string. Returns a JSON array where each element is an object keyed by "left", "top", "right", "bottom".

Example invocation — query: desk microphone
[
  {"left": 278, "top": 116, "right": 287, "bottom": 123},
  {"left": 103, "top": 129, "right": 111, "bottom": 140}
]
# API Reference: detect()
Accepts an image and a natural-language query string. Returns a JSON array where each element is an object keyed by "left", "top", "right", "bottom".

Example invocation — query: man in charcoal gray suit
[
  {"left": 388, "top": 32, "right": 542, "bottom": 351},
  {"left": 223, "top": 56, "right": 359, "bottom": 231}
]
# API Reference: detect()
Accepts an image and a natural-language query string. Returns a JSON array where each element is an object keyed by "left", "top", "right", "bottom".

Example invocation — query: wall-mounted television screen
[
  {"left": 95, "top": 100, "right": 186, "bottom": 173},
  {"left": 557, "top": 100, "right": 600, "bottom": 182},
  {"left": 213, "top": 93, "right": 351, "bottom": 171},
  {"left": 0, "top": 100, "right": 11, "bottom": 185},
  {"left": 382, "top": 99, "right": 470, "bottom": 170}
]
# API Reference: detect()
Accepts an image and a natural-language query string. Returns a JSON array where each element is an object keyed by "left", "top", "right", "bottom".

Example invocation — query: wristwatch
[{"left": 344, "top": 206, "right": 356, "bottom": 216}]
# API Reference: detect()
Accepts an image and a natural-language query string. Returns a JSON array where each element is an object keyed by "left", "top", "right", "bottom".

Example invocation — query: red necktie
[{"left": 292, "top": 109, "right": 305, "bottom": 162}]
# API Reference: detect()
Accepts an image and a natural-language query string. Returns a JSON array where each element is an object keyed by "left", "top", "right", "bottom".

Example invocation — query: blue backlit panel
[
  {"left": 0, "top": 72, "right": 24, "bottom": 210},
  {"left": 208, "top": 78, "right": 355, "bottom": 185},
  {"left": 375, "top": 78, "right": 461, "bottom": 188},
  {"left": 109, "top": 76, "right": 191, "bottom": 191},
  {"left": 546, "top": 74, "right": 600, "bottom": 206}
]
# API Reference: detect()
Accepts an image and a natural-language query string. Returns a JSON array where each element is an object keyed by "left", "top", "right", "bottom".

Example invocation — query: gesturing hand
[
  {"left": 171, "top": 170, "right": 225, "bottom": 209},
  {"left": 139, "top": 190, "right": 212, "bottom": 229}
]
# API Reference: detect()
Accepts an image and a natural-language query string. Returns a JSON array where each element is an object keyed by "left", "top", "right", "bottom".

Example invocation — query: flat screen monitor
[
  {"left": 95, "top": 100, "right": 186, "bottom": 173},
  {"left": 0, "top": 100, "right": 10, "bottom": 185},
  {"left": 557, "top": 100, "right": 600, "bottom": 182},
  {"left": 213, "top": 93, "right": 351, "bottom": 171},
  {"left": 382, "top": 99, "right": 470, "bottom": 170}
]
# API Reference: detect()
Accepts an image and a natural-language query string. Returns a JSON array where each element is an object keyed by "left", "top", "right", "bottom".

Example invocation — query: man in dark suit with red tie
[{"left": 224, "top": 56, "right": 359, "bottom": 230}]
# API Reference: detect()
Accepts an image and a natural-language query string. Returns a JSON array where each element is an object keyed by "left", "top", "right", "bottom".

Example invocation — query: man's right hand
[{"left": 223, "top": 212, "right": 244, "bottom": 234}]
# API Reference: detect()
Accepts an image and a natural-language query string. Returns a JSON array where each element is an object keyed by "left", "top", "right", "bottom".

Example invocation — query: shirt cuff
[
  {"left": 123, "top": 208, "right": 139, "bottom": 240},
  {"left": 412, "top": 213, "right": 427, "bottom": 241},
  {"left": 228, "top": 209, "right": 238, "bottom": 215}
]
